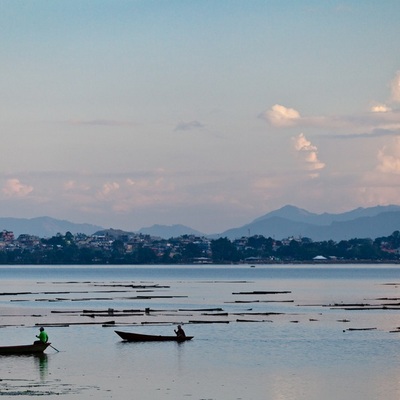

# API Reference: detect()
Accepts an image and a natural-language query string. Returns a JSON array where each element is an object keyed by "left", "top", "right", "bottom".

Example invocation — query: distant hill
[
  {"left": 251, "top": 204, "right": 400, "bottom": 225},
  {"left": 2, "top": 204, "right": 400, "bottom": 241},
  {"left": 303, "top": 211, "right": 400, "bottom": 241},
  {"left": 215, "top": 204, "right": 400, "bottom": 241},
  {"left": 0, "top": 217, "right": 103, "bottom": 237},
  {"left": 138, "top": 224, "right": 205, "bottom": 239}
]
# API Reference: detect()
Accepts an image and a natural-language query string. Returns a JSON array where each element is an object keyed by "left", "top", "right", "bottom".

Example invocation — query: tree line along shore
[{"left": 0, "top": 229, "right": 399, "bottom": 265}]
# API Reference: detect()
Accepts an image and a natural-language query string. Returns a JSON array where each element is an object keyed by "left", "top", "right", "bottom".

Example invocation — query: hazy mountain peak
[
  {"left": 253, "top": 205, "right": 317, "bottom": 224},
  {"left": 2, "top": 203, "right": 400, "bottom": 241},
  {"left": 0, "top": 216, "right": 103, "bottom": 237},
  {"left": 217, "top": 204, "right": 400, "bottom": 241}
]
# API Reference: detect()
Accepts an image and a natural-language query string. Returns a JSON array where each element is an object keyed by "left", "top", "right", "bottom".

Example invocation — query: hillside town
[{"left": 0, "top": 228, "right": 400, "bottom": 264}]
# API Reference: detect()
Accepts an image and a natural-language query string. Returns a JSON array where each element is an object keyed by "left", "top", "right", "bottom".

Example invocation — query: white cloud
[
  {"left": 376, "top": 137, "right": 400, "bottom": 174},
  {"left": 293, "top": 133, "right": 317, "bottom": 152},
  {"left": 292, "top": 133, "right": 326, "bottom": 176},
  {"left": 100, "top": 182, "right": 120, "bottom": 196},
  {"left": 371, "top": 104, "right": 391, "bottom": 113},
  {"left": 261, "top": 103, "right": 359, "bottom": 131},
  {"left": 262, "top": 71, "right": 400, "bottom": 138},
  {"left": 356, "top": 137, "right": 400, "bottom": 208},
  {"left": 63, "top": 180, "right": 90, "bottom": 191},
  {"left": 263, "top": 104, "right": 301, "bottom": 127},
  {"left": 262, "top": 106, "right": 400, "bottom": 139},
  {"left": 2, "top": 178, "right": 33, "bottom": 197}
]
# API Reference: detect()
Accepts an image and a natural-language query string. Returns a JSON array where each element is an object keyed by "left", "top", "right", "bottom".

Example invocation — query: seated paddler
[
  {"left": 34, "top": 327, "right": 49, "bottom": 344},
  {"left": 174, "top": 324, "right": 186, "bottom": 338}
]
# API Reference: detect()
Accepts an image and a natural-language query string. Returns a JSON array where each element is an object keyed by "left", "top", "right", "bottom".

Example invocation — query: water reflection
[
  {"left": 175, "top": 340, "right": 188, "bottom": 374},
  {"left": 3, "top": 266, "right": 400, "bottom": 399},
  {"left": 34, "top": 353, "right": 48, "bottom": 381}
]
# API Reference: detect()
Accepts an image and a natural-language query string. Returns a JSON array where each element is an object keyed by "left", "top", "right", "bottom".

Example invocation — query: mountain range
[
  {"left": 213, "top": 204, "right": 400, "bottom": 241},
  {"left": 0, "top": 217, "right": 102, "bottom": 238},
  {"left": 1, "top": 204, "right": 400, "bottom": 241}
]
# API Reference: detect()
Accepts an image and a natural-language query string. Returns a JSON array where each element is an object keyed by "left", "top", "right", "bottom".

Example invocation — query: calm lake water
[{"left": 1, "top": 264, "right": 400, "bottom": 399}]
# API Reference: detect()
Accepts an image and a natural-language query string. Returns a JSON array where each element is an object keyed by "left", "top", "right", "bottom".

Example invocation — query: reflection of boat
[
  {"left": 115, "top": 330, "right": 193, "bottom": 342},
  {"left": 0, "top": 342, "right": 51, "bottom": 355}
]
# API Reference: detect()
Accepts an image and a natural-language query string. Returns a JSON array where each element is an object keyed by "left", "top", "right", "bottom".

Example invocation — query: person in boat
[
  {"left": 35, "top": 327, "right": 49, "bottom": 344},
  {"left": 174, "top": 324, "right": 186, "bottom": 338}
]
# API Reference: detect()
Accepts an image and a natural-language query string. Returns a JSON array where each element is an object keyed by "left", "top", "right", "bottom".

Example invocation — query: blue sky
[{"left": 1, "top": 0, "right": 400, "bottom": 233}]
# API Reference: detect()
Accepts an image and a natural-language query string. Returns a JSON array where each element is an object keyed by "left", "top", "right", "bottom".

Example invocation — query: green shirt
[{"left": 37, "top": 331, "right": 48, "bottom": 343}]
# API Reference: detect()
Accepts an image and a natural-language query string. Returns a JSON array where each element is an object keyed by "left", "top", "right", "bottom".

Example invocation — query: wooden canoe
[
  {"left": 115, "top": 330, "right": 193, "bottom": 342},
  {"left": 0, "top": 342, "right": 51, "bottom": 355}
]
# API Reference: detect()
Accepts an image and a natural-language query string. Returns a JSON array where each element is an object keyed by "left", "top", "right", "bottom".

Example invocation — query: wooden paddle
[{"left": 49, "top": 344, "right": 60, "bottom": 352}]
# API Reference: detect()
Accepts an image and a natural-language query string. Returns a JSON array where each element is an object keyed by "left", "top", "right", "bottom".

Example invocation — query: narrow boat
[
  {"left": 115, "top": 330, "right": 193, "bottom": 342},
  {"left": 0, "top": 342, "right": 51, "bottom": 355}
]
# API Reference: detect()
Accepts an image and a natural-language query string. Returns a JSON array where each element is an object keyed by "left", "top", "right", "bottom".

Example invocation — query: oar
[{"left": 49, "top": 344, "right": 60, "bottom": 352}]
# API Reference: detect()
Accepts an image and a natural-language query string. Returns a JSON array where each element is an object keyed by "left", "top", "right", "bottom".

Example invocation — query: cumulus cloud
[
  {"left": 262, "top": 104, "right": 301, "bottom": 127},
  {"left": 293, "top": 133, "right": 317, "bottom": 152},
  {"left": 264, "top": 102, "right": 400, "bottom": 132},
  {"left": 261, "top": 103, "right": 357, "bottom": 130},
  {"left": 358, "top": 136, "right": 400, "bottom": 207},
  {"left": 63, "top": 180, "right": 91, "bottom": 191},
  {"left": 174, "top": 120, "right": 205, "bottom": 131},
  {"left": 371, "top": 104, "right": 392, "bottom": 113},
  {"left": 79, "top": 173, "right": 178, "bottom": 213},
  {"left": 55, "top": 172, "right": 179, "bottom": 215},
  {"left": 261, "top": 102, "right": 400, "bottom": 139},
  {"left": 100, "top": 182, "right": 120, "bottom": 196},
  {"left": 262, "top": 71, "right": 400, "bottom": 138},
  {"left": 376, "top": 137, "right": 400, "bottom": 174},
  {"left": 2, "top": 178, "right": 33, "bottom": 197},
  {"left": 391, "top": 71, "right": 400, "bottom": 103},
  {"left": 292, "top": 133, "right": 326, "bottom": 177}
]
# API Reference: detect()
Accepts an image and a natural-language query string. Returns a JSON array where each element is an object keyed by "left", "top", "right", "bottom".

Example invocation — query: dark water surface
[{"left": 1, "top": 264, "right": 400, "bottom": 399}]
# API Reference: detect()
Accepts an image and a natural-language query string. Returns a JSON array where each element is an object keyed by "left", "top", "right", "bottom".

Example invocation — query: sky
[{"left": 1, "top": 0, "right": 400, "bottom": 234}]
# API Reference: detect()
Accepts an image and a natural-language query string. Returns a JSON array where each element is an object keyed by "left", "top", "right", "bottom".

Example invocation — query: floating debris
[
  {"left": 179, "top": 308, "right": 223, "bottom": 312},
  {"left": 236, "top": 319, "right": 273, "bottom": 323},
  {"left": 201, "top": 312, "right": 229, "bottom": 316},
  {"left": 188, "top": 320, "right": 230, "bottom": 324},
  {"left": 232, "top": 291, "right": 291, "bottom": 295},
  {"left": 345, "top": 327, "right": 377, "bottom": 331}
]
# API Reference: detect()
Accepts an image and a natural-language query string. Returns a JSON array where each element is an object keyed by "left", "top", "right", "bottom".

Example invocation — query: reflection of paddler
[
  {"left": 35, "top": 353, "right": 49, "bottom": 381},
  {"left": 35, "top": 327, "right": 49, "bottom": 344}
]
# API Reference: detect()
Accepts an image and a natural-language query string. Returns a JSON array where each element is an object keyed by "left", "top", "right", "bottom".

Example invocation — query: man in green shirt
[{"left": 36, "top": 327, "right": 49, "bottom": 344}]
